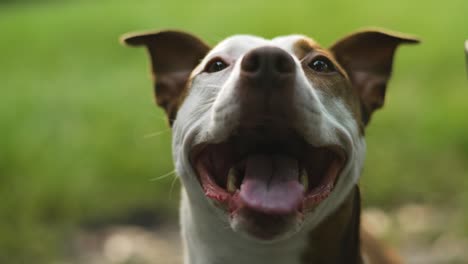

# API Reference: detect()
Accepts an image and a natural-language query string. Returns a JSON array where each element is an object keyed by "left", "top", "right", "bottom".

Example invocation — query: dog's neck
[
  {"left": 301, "top": 186, "right": 363, "bottom": 264},
  {"left": 180, "top": 185, "right": 363, "bottom": 264}
]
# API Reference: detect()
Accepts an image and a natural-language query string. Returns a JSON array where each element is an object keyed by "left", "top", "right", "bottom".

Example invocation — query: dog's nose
[
  {"left": 237, "top": 46, "right": 297, "bottom": 124},
  {"left": 240, "top": 46, "right": 295, "bottom": 79}
]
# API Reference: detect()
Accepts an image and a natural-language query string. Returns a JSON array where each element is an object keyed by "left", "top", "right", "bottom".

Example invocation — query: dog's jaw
[{"left": 172, "top": 35, "right": 366, "bottom": 263}]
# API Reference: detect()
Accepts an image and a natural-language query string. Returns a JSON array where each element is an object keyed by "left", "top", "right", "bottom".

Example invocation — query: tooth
[
  {"left": 227, "top": 168, "right": 237, "bottom": 193},
  {"left": 300, "top": 168, "right": 308, "bottom": 191}
]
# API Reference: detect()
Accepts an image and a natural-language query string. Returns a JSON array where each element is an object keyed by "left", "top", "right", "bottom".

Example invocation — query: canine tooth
[
  {"left": 300, "top": 168, "right": 308, "bottom": 191},
  {"left": 227, "top": 168, "right": 237, "bottom": 193}
]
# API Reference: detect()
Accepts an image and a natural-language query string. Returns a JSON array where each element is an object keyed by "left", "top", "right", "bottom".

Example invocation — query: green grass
[{"left": 1, "top": 0, "right": 467, "bottom": 262}]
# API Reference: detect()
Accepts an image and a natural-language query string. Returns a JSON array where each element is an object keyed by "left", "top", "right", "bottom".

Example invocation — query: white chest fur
[{"left": 180, "top": 190, "right": 308, "bottom": 264}]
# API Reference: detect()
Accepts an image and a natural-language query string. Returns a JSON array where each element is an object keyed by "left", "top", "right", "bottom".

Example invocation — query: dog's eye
[
  {"left": 308, "top": 56, "right": 336, "bottom": 73},
  {"left": 205, "top": 58, "right": 229, "bottom": 73}
]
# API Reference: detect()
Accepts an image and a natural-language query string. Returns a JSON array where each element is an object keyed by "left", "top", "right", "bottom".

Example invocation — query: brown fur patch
[
  {"left": 330, "top": 29, "right": 419, "bottom": 125},
  {"left": 301, "top": 186, "right": 363, "bottom": 264},
  {"left": 293, "top": 38, "right": 365, "bottom": 135},
  {"left": 293, "top": 38, "right": 321, "bottom": 59},
  {"left": 121, "top": 30, "right": 210, "bottom": 126}
]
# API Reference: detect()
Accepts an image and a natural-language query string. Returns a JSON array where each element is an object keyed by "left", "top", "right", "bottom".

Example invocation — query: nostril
[
  {"left": 241, "top": 47, "right": 295, "bottom": 75},
  {"left": 274, "top": 54, "right": 295, "bottom": 73},
  {"left": 241, "top": 52, "right": 261, "bottom": 73}
]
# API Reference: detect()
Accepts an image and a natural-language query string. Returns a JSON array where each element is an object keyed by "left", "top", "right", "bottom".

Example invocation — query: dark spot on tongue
[{"left": 239, "top": 154, "right": 304, "bottom": 215}]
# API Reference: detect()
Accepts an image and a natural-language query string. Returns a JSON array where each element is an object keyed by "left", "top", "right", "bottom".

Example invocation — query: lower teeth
[
  {"left": 300, "top": 168, "right": 308, "bottom": 191},
  {"left": 227, "top": 168, "right": 237, "bottom": 193}
]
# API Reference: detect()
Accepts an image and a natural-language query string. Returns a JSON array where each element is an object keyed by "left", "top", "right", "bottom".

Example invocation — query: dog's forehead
[{"left": 208, "top": 34, "right": 321, "bottom": 58}]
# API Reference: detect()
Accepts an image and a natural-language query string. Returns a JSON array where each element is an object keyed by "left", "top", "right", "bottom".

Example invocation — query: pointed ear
[
  {"left": 121, "top": 30, "right": 210, "bottom": 125},
  {"left": 330, "top": 29, "right": 420, "bottom": 125}
]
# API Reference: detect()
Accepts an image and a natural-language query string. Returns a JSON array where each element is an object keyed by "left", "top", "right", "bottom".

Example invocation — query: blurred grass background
[{"left": 0, "top": 0, "right": 467, "bottom": 262}]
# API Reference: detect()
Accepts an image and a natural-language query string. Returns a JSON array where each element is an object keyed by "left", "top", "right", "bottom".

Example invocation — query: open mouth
[{"left": 191, "top": 126, "right": 346, "bottom": 215}]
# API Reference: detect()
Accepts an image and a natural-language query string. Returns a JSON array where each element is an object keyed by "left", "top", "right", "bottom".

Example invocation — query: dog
[{"left": 121, "top": 28, "right": 419, "bottom": 264}]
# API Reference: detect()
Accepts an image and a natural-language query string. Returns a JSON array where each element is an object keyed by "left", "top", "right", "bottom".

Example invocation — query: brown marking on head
[
  {"left": 293, "top": 38, "right": 364, "bottom": 134},
  {"left": 293, "top": 38, "right": 321, "bottom": 59},
  {"left": 293, "top": 30, "right": 419, "bottom": 133},
  {"left": 293, "top": 38, "right": 348, "bottom": 76},
  {"left": 120, "top": 30, "right": 210, "bottom": 126},
  {"left": 330, "top": 29, "right": 420, "bottom": 125}
]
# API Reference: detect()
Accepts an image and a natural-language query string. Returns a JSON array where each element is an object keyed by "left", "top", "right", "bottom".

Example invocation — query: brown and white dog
[{"left": 121, "top": 28, "right": 419, "bottom": 264}]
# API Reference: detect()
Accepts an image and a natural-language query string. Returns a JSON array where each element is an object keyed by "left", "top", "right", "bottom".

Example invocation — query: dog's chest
[
  {"left": 180, "top": 186, "right": 362, "bottom": 264},
  {"left": 180, "top": 192, "right": 307, "bottom": 264}
]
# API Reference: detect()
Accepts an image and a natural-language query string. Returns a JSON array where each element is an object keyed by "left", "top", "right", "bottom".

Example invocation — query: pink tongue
[{"left": 239, "top": 154, "right": 304, "bottom": 214}]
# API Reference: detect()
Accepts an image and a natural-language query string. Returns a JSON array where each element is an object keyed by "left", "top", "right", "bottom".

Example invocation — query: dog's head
[{"left": 122, "top": 29, "right": 418, "bottom": 242}]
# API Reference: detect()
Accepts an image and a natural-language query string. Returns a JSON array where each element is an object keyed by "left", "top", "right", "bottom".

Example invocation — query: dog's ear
[
  {"left": 330, "top": 29, "right": 419, "bottom": 125},
  {"left": 121, "top": 30, "right": 210, "bottom": 125}
]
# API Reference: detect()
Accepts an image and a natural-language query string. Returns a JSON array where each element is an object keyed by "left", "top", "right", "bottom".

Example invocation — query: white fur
[{"left": 172, "top": 35, "right": 366, "bottom": 264}]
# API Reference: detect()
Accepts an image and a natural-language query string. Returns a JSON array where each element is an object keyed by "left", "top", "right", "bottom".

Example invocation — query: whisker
[
  {"left": 196, "top": 101, "right": 216, "bottom": 110},
  {"left": 169, "top": 175, "right": 180, "bottom": 198},
  {"left": 144, "top": 129, "right": 170, "bottom": 139},
  {"left": 149, "top": 112, "right": 167, "bottom": 120},
  {"left": 150, "top": 170, "right": 176, "bottom": 181},
  {"left": 202, "top": 84, "right": 222, "bottom": 89}
]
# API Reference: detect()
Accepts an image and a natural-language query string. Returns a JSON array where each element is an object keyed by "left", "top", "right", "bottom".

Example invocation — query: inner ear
[
  {"left": 330, "top": 29, "right": 420, "bottom": 126},
  {"left": 121, "top": 30, "right": 210, "bottom": 126}
]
